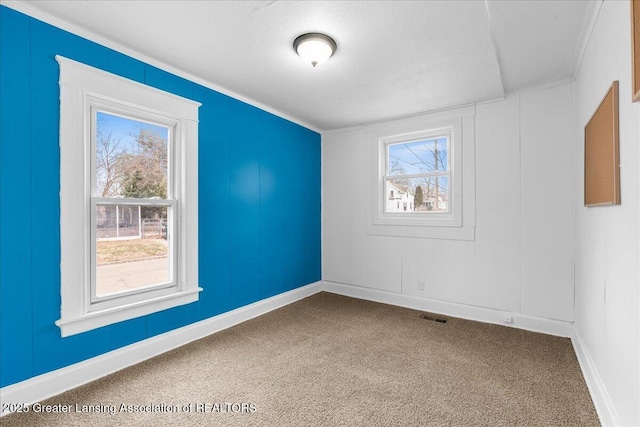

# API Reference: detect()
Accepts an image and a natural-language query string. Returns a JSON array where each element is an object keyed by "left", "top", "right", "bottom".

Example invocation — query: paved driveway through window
[{"left": 96, "top": 257, "right": 169, "bottom": 295}]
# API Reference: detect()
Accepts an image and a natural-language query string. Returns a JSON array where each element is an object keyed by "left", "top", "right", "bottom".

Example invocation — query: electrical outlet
[
  {"left": 502, "top": 314, "right": 513, "bottom": 324},
  {"left": 417, "top": 280, "right": 425, "bottom": 291}
]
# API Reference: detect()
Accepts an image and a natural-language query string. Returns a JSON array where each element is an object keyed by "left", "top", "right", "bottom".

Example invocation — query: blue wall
[{"left": 0, "top": 6, "right": 321, "bottom": 388}]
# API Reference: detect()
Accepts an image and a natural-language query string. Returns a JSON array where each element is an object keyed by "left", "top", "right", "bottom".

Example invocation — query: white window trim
[
  {"left": 379, "top": 126, "right": 457, "bottom": 225},
  {"left": 56, "top": 56, "right": 202, "bottom": 337},
  {"left": 366, "top": 106, "right": 476, "bottom": 240}
]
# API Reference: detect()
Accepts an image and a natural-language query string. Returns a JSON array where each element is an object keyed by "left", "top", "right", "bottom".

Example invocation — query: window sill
[
  {"left": 373, "top": 212, "right": 462, "bottom": 228},
  {"left": 56, "top": 287, "right": 202, "bottom": 337},
  {"left": 369, "top": 210, "right": 474, "bottom": 240},
  {"left": 366, "top": 222, "right": 475, "bottom": 240}
]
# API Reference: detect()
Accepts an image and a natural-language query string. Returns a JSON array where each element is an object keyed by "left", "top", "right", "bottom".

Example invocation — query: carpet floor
[{"left": 2, "top": 292, "right": 599, "bottom": 426}]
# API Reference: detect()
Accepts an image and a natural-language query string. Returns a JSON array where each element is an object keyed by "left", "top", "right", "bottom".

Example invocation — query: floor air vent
[{"left": 421, "top": 314, "right": 448, "bottom": 323}]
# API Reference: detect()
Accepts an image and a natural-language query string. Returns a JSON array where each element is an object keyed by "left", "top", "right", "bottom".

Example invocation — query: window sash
[
  {"left": 385, "top": 135, "right": 450, "bottom": 176},
  {"left": 89, "top": 101, "right": 177, "bottom": 200},
  {"left": 92, "top": 197, "right": 174, "bottom": 206},
  {"left": 384, "top": 171, "right": 449, "bottom": 180},
  {"left": 383, "top": 135, "right": 451, "bottom": 214},
  {"left": 89, "top": 197, "right": 178, "bottom": 309},
  {"left": 88, "top": 103, "right": 177, "bottom": 308}
]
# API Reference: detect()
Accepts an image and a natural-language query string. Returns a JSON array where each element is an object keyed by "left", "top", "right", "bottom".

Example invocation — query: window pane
[
  {"left": 385, "top": 180, "right": 413, "bottom": 212},
  {"left": 388, "top": 137, "right": 448, "bottom": 176},
  {"left": 95, "top": 111, "right": 169, "bottom": 198},
  {"left": 424, "top": 176, "right": 449, "bottom": 212},
  {"left": 95, "top": 204, "right": 170, "bottom": 297},
  {"left": 386, "top": 176, "right": 449, "bottom": 213},
  {"left": 96, "top": 204, "right": 141, "bottom": 239}
]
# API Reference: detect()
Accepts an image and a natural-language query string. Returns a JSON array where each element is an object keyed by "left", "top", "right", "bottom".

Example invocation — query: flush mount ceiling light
[{"left": 293, "top": 33, "right": 337, "bottom": 68}]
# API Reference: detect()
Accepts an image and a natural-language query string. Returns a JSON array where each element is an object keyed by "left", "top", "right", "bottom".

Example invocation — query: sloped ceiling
[{"left": 7, "top": 0, "right": 599, "bottom": 131}]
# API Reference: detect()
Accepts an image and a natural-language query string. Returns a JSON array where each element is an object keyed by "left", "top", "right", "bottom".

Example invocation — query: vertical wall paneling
[
  {"left": 299, "top": 123, "right": 322, "bottom": 286},
  {"left": 473, "top": 97, "right": 521, "bottom": 312},
  {"left": 321, "top": 129, "right": 353, "bottom": 284},
  {"left": 520, "top": 84, "right": 574, "bottom": 322},
  {"left": 400, "top": 238, "right": 438, "bottom": 298},
  {"left": 229, "top": 103, "right": 263, "bottom": 308},
  {"left": 0, "top": 7, "right": 34, "bottom": 387},
  {"left": 259, "top": 118, "right": 288, "bottom": 298},
  {"left": 433, "top": 240, "right": 476, "bottom": 305},
  {"left": 277, "top": 122, "right": 321, "bottom": 294},
  {"left": 30, "top": 18, "right": 112, "bottom": 377},
  {"left": 192, "top": 87, "right": 232, "bottom": 321}
]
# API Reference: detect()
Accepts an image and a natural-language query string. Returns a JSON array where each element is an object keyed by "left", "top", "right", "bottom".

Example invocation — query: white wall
[
  {"left": 572, "top": 1, "right": 639, "bottom": 425},
  {"left": 322, "top": 82, "right": 574, "bottom": 324}
]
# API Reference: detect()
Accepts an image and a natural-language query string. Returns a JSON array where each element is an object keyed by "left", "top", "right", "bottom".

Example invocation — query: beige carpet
[{"left": 2, "top": 292, "right": 599, "bottom": 426}]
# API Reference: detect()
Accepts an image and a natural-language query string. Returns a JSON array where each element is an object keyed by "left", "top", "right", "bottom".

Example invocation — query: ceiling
[{"left": 11, "top": 1, "right": 599, "bottom": 131}]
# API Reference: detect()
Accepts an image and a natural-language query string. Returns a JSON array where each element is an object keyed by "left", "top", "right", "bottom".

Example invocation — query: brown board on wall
[
  {"left": 584, "top": 81, "right": 620, "bottom": 206},
  {"left": 633, "top": 0, "right": 640, "bottom": 102}
]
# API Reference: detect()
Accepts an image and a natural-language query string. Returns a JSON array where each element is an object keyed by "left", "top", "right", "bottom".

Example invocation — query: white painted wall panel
[
  {"left": 520, "top": 84, "right": 574, "bottom": 321},
  {"left": 401, "top": 237, "right": 438, "bottom": 298},
  {"left": 322, "top": 127, "right": 403, "bottom": 292},
  {"left": 572, "top": 2, "right": 639, "bottom": 424},
  {"left": 433, "top": 239, "right": 476, "bottom": 305},
  {"left": 321, "top": 129, "right": 352, "bottom": 283},
  {"left": 575, "top": 210, "right": 606, "bottom": 361},
  {"left": 361, "top": 235, "right": 402, "bottom": 293},
  {"left": 474, "top": 97, "right": 521, "bottom": 312}
]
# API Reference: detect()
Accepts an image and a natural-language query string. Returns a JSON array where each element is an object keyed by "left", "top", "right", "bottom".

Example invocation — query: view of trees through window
[
  {"left": 94, "top": 112, "right": 171, "bottom": 297},
  {"left": 386, "top": 137, "right": 449, "bottom": 213},
  {"left": 96, "top": 112, "right": 168, "bottom": 199}
]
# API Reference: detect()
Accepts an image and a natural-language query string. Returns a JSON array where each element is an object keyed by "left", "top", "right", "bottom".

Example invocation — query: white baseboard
[
  {"left": 0, "top": 281, "right": 322, "bottom": 413},
  {"left": 322, "top": 281, "right": 574, "bottom": 337},
  {"left": 571, "top": 328, "right": 620, "bottom": 426}
]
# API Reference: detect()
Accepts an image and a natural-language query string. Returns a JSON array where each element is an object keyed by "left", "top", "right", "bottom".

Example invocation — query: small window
[
  {"left": 367, "top": 106, "right": 476, "bottom": 240},
  {"left": 56, "top": 56, "right": 201, "bottom": 337}
]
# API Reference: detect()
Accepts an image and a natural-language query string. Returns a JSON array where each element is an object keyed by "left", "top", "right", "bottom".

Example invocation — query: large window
[
  {"left": 367, "top": 106, "right": 476, "bottom": 240},
  {"left": 56, "top": 56, "right": 201, "bottom": 337}
]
